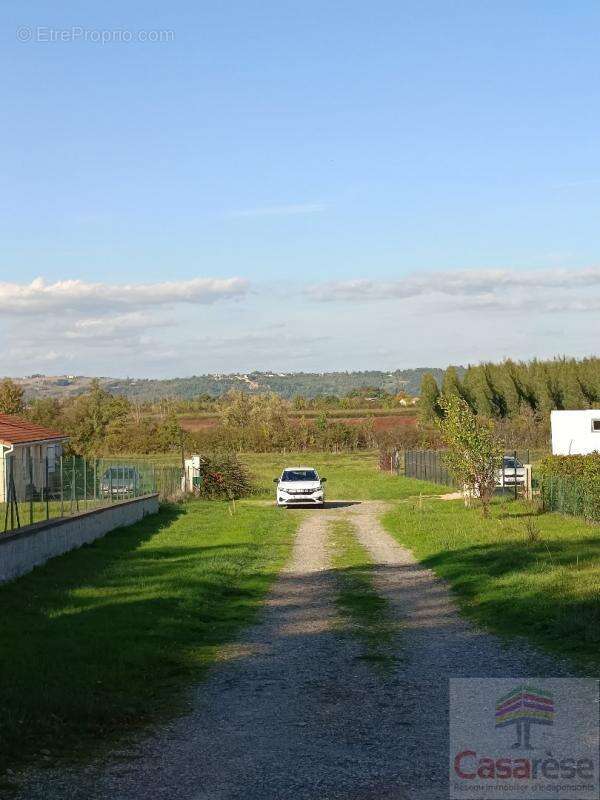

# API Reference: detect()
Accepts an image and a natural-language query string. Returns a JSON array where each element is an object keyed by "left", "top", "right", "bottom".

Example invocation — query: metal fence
[
  {"left": 1, "top": 455, "right": 182, "bottom": 535},
  {"left": 401, "top": 448, "right": 537, "bottom": 494},
  {"left": 403, "top": 449, "right": 457, "bottom": 487}
]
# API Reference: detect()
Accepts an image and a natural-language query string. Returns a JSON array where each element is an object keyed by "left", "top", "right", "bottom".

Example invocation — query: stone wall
[{"left": 0, "top": 494, "right": 159, "bottom": 584}]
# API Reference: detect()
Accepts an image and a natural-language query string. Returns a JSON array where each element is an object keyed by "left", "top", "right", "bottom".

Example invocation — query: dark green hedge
[
  {"left": 538, "top": 455, "right": 600, "bottom": 522},
  {"left": 538, "top": 453, "right": 600, "bottom": 479}
]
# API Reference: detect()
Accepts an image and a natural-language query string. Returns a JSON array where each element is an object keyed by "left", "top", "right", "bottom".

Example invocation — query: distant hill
[{"left": 13, "top": 368, "right": 462, "bottom": 401}]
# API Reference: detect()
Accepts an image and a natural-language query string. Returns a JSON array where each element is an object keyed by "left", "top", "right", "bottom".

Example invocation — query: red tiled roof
[{"left": 0, "top": 414, "right": 68, "bottom": 446}]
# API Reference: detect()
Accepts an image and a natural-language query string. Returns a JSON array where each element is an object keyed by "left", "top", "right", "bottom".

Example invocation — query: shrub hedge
[
  {"left": 538, "top": 453, "right": 600, "bottom": 479},
  {"left": 196, "top": 453, "right": 254, "bottom": 500},
  {"left": 538, "top": 454, "right": 600, "bottom": 522}
]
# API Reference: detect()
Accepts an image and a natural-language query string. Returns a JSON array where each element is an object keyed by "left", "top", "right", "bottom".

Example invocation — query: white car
[
  {"left": 495, "top": 456, "right": 526, "bottom": 487},
  {"left": 274, "top": 467, "right": 326, "bottom": 507}
]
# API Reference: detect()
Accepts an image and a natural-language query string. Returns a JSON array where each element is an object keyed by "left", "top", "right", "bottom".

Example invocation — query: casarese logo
[
  {"left": 495, "top": 684, "right": 555, "bottom": 749},
  {"left": 453, "top": 684, "right": 575, "bottom": 781},
  {"left": 449, "top": 678, "right": 599, "bottom": 799}
]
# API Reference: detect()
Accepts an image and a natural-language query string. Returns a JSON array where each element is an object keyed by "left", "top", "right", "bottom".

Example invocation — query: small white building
[
  {"left": 550, "top": 409, "right": 600, "bottom": 455},
  {"left": 0, "top": 414, "right": 68, "bottom": 503},
  {"left": 183, "top": 454, "right": 206, "bottom": 492}
]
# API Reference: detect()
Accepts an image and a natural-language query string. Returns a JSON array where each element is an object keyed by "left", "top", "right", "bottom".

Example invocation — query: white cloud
[
  {"left": 3, "top": 268, "right": 600, "bottom": 378},
  {"left": 0, "top": 276, "right": 249, "bottom": 315},
  {"left": 306, "top": 268, "right": 600, "bottom": 310},
  {"left": 65, "top": 312, "right": 173, "bottom": 339}
]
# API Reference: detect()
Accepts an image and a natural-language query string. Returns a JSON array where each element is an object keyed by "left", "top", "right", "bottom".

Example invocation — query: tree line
[
  {"left": 0, "top": 379, "right": 380, "bottom": 455},
  {"left": 0, "top": 378, "right": 183, "bottom": 456},
  {"left": 420, "top": 357, "right": 600, "bottom": 421},
  {"left": 417, "top": 357, "right": 600, "bottom": 448},
  {"left": 211, "top": 391, "right": 377, "bottom": 452},
  {"left": 4, "top": 355, "right": 596, "bottom": 456}
]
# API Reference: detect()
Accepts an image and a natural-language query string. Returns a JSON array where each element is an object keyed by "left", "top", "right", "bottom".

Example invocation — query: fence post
[
  {"left": 45, "top": 455, "right": 49, "bottom": 520},
  {"left": 4, "top": 456, "right": 20, "bottom": 532},
  {"left": 29, "top": 451, "right": 34, "bottom": 526},
  {"left": 513, "top": 449, "right": 518, "bottom": 501},
  {"left": 60, "top": 455, "right": 64, "bottom": 517},
  {"left": 3, "top": 459, "right": 9, "bottom": 532},
  {"left": 83, "top": 457, "right": 87, "bottom": 511},
  {"left": 10, "top": 456, "right": 14, "bottom": 531},
  {"left": 71, "top": 455, "right": 76, "bottom": 513},
  {"left": 524, "top": 465, "right": 533, "bottom": 501}
]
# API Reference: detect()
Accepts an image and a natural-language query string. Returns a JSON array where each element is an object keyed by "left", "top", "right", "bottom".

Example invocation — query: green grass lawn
[
  {"left": 382, "top": 497, "right": 600, "bottom": 672},
  {"left": 0, "top": 500, "right": 299, "bottom": 783},
  {"left": 329, "top": 519, "right": 396, "bottom": 670},
  {"left": 108, "top": 450, "right": 446, "bottom": 500},
  {"left": 241, "top": 450, "right": 445, "bottom": 500}
]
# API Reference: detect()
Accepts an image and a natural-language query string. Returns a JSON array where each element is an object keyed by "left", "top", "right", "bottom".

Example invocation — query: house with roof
[{"left": 0, "top": 414, "right": 69, "bottom": 504}]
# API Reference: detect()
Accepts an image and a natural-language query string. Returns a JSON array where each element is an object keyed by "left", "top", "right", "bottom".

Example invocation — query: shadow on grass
[
  {"left": 0, "top": 502, "right": 294, "bottom": 786},
  {"left": 419, "top": 537, "right": 600, "bottom": 659},
  {"left": 8, "top": 555, "right": 586, "bottom": 800},
  {"left": 3, "top": 499, "right": 597, "bottom": 796},
  {"left": 284, "top": 501, "right": 361, "bottom": 510}
]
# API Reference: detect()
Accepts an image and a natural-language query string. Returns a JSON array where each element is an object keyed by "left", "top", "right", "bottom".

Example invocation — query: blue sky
[{"left": 2, "top": 1, "right": 600, "bottom": 376}]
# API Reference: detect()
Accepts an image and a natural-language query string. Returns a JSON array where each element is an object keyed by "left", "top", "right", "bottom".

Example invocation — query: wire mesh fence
[
  {"left": 540, "top": 475, "right": 600, "bottom": 523},
  {"left": 1, "top": 454, "right": 182, "bottom": 535}
]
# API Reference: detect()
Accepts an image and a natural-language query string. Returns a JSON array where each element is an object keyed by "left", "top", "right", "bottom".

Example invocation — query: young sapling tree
[{"left": 439, "top": 395, "right": 502, "bottom": 516}]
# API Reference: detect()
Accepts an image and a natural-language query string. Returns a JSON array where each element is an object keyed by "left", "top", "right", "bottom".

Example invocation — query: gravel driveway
[{"left": 17, "top": 501, "right": 568, "bottom": 800}]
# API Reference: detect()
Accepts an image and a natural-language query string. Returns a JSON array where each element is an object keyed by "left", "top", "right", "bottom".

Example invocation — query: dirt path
[{"left": 17, "top": 501, "right": 567, "bottom": 800}]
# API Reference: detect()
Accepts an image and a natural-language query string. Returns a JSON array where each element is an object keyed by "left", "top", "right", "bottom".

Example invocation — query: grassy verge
[
  {"left": 382, "top": 497, "right": 600, "bottom": 672},
  {"left": 329, "top": 518, "right": 396, "bottom": 670},
  {"left": 241, "top": 450, "right": 445, "bottom": 500},
  {"left": 0, "top": 500, "right": 298, "bottom": 783}
]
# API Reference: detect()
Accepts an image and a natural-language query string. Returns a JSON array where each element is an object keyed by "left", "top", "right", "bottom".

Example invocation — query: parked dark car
[{"left": 99, "top": 466, "right": 142, "bottom": 497}]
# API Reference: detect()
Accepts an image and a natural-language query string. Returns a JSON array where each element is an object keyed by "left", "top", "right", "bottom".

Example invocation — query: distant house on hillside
[{"left": 0, "top": 415, "right": 68, "bottom": 504}]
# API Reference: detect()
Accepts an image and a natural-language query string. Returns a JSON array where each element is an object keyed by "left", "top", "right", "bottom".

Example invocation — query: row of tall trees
[{"left": 420, "top": 358, "right": 600, "bottom": 423}]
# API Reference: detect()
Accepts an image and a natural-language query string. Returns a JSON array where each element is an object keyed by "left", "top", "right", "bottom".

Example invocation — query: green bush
[
  {"left": 196, "top": 453, "right": 254, "bottom": 500},
  {"left": 538, "top": 455, "right": 600, "bottom": 522},
  {"left": 538, "top": 453, "right": 600, "bottom": 479}
]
